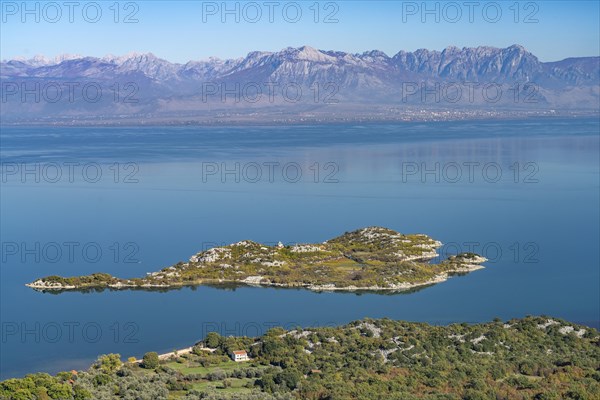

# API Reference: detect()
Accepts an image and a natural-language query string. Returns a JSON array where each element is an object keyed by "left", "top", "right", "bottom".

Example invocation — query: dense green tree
[
  {"left": 142, "top": 352, "right": 160, "bottom": 369},
  {"left": 73, "top": 385, "right": 92, "bottom": 400},
  {"left": 94, "top": 353, "right": 122, "bottom": 374},
  {"left": 45, "top": 382, "right": 71, "bottom": 399},
  {"left": 204, "top": 332, "right": 221, "bottom": 348}
]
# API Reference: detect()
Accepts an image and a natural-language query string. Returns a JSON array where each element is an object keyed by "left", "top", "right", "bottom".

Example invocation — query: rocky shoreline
[{"left": 26, "top": 261, "right": 487, "bottom": 293}]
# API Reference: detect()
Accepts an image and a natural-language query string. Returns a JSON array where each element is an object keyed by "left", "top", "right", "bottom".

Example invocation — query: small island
[{"left": 27, "top": 227, "right": 487, "bottom": 293}]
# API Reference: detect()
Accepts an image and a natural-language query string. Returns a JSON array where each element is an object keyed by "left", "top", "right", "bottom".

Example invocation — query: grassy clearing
[
  {"left": 190, "top": 377, "right": 254, "bottom": 392},
  {"left": 164, "top": 360, "right": 247, "bottom": 376}
]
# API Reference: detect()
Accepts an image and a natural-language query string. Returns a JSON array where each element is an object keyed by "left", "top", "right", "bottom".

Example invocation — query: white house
[{"left": 231, "top": 350, "right": 249, "bottom": 362}]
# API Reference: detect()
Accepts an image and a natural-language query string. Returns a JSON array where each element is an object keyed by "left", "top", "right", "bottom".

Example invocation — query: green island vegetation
[
  {"left": 26, "top": 227, "right": 487, "bottom": 293},
  {"left": 1, "top": 316, "right": 599, "bottom": 399}
]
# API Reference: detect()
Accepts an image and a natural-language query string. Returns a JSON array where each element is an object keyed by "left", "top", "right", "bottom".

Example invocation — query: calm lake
[{"left": 1, "top": 118, "right": 598, "bottom": 379}]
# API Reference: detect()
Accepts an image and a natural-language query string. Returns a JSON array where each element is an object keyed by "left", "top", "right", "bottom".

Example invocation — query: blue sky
[{"left": 1, "top": 1, "right": 599, "bottom": 62}]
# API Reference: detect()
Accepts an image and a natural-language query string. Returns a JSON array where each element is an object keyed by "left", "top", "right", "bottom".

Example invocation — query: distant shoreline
[
  {"left": 26, "top": 264, "right": 485, "bottom": 294},
  {"left": 25, "top": 261, "right": 485, "bottom": 293},
  {"left": 2, "top": 111, "right": 598, "bottom": 129}
]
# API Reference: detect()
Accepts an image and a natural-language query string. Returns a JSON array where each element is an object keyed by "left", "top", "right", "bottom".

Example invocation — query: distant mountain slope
[{"left": 1, "top": 45, "right": 598, "bottom": 123}]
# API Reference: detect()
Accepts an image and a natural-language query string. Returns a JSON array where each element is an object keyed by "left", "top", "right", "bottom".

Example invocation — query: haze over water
[{"left": 1, "top": 118, "right": 598, "bottom": 379}]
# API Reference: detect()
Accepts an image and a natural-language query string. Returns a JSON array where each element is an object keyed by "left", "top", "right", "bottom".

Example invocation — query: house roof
[{"left": 232, "top": 350, "right": 247, "bottom": 355}]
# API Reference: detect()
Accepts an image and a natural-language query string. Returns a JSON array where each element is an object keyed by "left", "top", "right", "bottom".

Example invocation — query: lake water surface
[{"left": 1, "top": 118, "right": 598, "bottom": 379}]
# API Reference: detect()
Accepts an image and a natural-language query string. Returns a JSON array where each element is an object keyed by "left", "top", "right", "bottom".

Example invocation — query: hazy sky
[{"left": 1, "top": 0, "right": 599, "bottom": 62}]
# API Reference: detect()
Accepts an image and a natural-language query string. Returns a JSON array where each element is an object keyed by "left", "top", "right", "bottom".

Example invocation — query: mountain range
[{"left": 1, "top": 45, "right": 598, "bottom": 124}]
